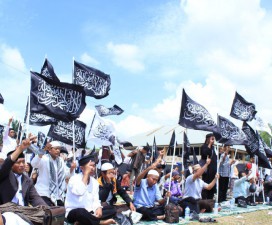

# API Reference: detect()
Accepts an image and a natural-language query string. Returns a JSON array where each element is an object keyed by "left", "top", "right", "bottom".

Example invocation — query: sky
[{"left": 0, "top": 0, "right": 272, "bottom": 143}]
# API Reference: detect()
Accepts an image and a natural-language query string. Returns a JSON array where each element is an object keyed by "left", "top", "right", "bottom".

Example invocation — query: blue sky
[{"left": 1, "top": 0, "right": 272, "bottom": 140}]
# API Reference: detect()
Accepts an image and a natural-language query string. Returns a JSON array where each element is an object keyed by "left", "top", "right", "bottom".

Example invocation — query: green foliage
[{"left": 259, "top": 123, "right": 272, "bottom": 147}]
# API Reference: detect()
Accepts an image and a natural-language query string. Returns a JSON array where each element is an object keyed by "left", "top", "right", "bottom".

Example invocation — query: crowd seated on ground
[{"left": 0, "top": 120, "right": 272, "bottom": 225}]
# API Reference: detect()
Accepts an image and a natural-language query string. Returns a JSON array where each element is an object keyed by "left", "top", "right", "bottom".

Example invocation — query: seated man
[
  {"left": 233, "top": 171, "right": 261, "bottom": 205},
  {"left": 0, "top": 136, "right": 46, "bottom": 207},
  {"left": 180, "top": 158, "right": 219, "bottom": 216},
  {"left": 133, "top": 161, "right": 171, "bottom": 221},
  {"left": 98, "top": 163, "right": 136, "bottom": 212},
  {"left": 164, "top": 171, "right": 183, "bottom": 204},
  {"left": 65, "top": 154, "right": 116, "bottom": 225}
]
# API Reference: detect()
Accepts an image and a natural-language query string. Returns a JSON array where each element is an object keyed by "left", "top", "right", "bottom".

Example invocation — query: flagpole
[
  {"left": 72, "top": 57, "right": 76, "bottom": 162},
  {"left": 87, "top": 112, "right": 97, "bottom": 138},
  {"left": 260, "top": 167, "right": 266, "bottom": 204},
  {"left": 26, "top": 95, "right": 31, "bottom": 137},
  {"left": 216, "top": 144, "right": 220, "bottom": 204},
  {"left": 167, "top": 131, "right": 178, "bottom": 205},
  {"left": 16, "top": 121, "right": 21, "bottom": 143},
  {"left": 181, "top": 129, "right": 186, "bottom": 192},
  {"left": 234, "top": 148, "right": 238, "bottom": 159}
]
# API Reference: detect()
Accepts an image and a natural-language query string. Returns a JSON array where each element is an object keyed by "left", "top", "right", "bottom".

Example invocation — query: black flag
[
  {"left": 256, "top": 132, "right": 271, "bottom": 169},
  {"left": 73, "top": 61, "right": 111, "bottom": 99},
  {"left": 178, "top": 89, "right": 218, "bottom": 133},
  {"left": 0, "top": 125, "right": 4, "bottom": 135},
  {"left": 41, "top": 58, "right": 60, "bottom": 83},
  {"left": 30, "top": 71, "right": 86, "bottom": 122},
  {"left": 242, "top": 122, "right": 259, "bottom": 155},
  {"left": 230, "top": 92, "right": 257, "bottom": 121},
  {"left": 95, "top": 104, "right": 124, "bottom": 117},
  {"left": 48, "top": 120, "right": 86, "bottom": 148},
  {"left": 167, "top": 130, "right": 176, "bottom": 156},
  {"left": 24, "top": 98, "right": 58, "bottom": 126},
  {"left": 152, "top": 136, "right": 158, "bottom": 163},
  {"left": 258, "top": 133, "right": 272, "bottom": 158},
  {"left": 0, "top": 93, "right": 3, "bottom": 104},
  {"left": 183, "top": 132, "right": 191, "bottom": 169},
  {"left": 218, "top": 115, "right": 248, "bottom": 145},
  {"left": 192, "top": 147, "right": 198, "bottom": 165}
]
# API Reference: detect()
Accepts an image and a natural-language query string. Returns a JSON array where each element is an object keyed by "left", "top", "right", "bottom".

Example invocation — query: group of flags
[
  {"left": 1, "top": 58, "right": 124, "bottom": 151},
  {"left": 178, "top": 89, "right": 272, "bottom": 169}
]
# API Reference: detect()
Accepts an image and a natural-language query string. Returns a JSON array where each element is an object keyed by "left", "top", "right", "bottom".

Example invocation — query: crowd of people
[{"left": 0, "top": 118, "right": 272, "bottom": 225}]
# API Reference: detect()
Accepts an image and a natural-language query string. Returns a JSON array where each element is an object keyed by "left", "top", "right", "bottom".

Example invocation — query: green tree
[{"left": 259, "top": 123, "right": 272, "bottom": 147}]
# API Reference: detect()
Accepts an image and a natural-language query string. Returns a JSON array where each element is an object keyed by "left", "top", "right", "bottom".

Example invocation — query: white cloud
[
  {"left": 107, "top": 42, "right": 145, "bottom": 73},
  {"left": 80, "top": 52, "right": 100, "bottom": 66}
]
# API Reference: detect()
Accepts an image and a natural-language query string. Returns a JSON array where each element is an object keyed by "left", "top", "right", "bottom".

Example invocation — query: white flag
[
  {"left": 255, "top": 116, "right": 272, "bottom": 136},
  {"left": 88, "top": 115, "right": 116, "bottom": 146}
]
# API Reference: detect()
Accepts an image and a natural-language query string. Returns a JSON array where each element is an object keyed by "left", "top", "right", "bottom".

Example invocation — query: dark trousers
[
  {"left": 67, "top": 205, "right": 116, "bottom": 225},
  {"left": 218, "top": 176, "right": 229, "bottom": 202},
  {"left": 202, "top": 187, "right": 216, "bottom": 200},
  {"left": 179, "top": 197, "right": 200, "bottom": 217},
  {"left": 41, "top": 196, "right": 64, "bottom": 206},
  {"left": 136, "top": 205, "right": 164, "bottom": 221}
]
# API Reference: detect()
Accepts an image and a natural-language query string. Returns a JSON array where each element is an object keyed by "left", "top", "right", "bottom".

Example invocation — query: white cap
[
  {"left": 50, "top": 141, "right": 61, "bottom": 148},
  {"left": 147, "top": 169, "right": 159, "bottom": 177},
  {"left": 101, "top": 162, "right": 114, "bottom": 171}
]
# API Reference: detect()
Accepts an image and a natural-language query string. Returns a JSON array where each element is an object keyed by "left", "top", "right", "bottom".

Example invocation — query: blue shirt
[
  {"left": 233, "top": 176, "right": 250, "bottom": 198},
  {"left": 133, "top": 179, "right": 163, "bottom": 208}
]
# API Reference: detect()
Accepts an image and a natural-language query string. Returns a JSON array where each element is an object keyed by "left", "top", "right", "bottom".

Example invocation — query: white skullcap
[
  {"left": 50, "top": 141, "right": 61, "bottom": 148},
  {"left": 147, "top": 169, "right": 159, "bottom": 177},
  {"left": 101, "top": 162, "right": 114, "bottom": 171}
]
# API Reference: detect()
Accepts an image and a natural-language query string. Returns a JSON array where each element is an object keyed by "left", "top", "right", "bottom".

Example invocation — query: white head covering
[
  {"left": 101, "top": 162, "right": 114, "bottom": 171},
  {"left": 50, "top": 141, "right": 61, "bottom": 148},
  {"left": 147, "top": 169, "right": 159, "bottom": 177}
]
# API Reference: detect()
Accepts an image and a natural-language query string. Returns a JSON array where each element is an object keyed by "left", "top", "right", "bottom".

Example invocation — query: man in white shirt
[
  {"left": 1, "top": 118, "right": 17, "bottom": 157},
  {"left": 65, "top": 154, "right": 116, "bottom": 225},
  {"left": 31, "top": 141, "right": 74, "bottom": 206},
  {"left": 180, "top": 157, "right": 219, "bottom": 216}
]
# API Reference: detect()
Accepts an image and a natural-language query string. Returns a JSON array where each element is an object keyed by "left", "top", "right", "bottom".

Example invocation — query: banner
[
  {"left": 255, "top": 116, "right": 272, "bottom": 136},
  {"left": 242, "top": 122, "right": 259, "bottom": 154},
  {"left": 48, "top": 120, "right": 86, "bottom": 148},
  {"left": 73, "top": 61, "right": 111, "bottom": 99},
  {"left": 151, "top": 136, "right": 158, "bottom": 163},
  {"left": 167, "top": 131, "right": 176, "bottom": 156},
  {"left": 258, "top": 134, "right": 272, "bottom": 158},
  {"left": 183, "top": 132, "right": 190, "bottom": 168},
  {"left": 95, "top": 104, "right": 124, "bottom": 117},
  {"left": 256, "top": 132, "right": 271, "bottom": 169},
  {"left": 230, "top": 92, "right": 257, "bottom": 121},
  {"left": 217, "top": 115, "right": 248, "bottom": 145},
  {"left": 30, "top": 71, "right": 86, "bottom": 122},
  {"left": 88, "top": 115, "right": 116, "bottom": 146},
  {"left": 41, "top": 58, "right": 60, "bottom": 83},
  {"left": 0, "top": 93, "right": 3, "bottom": 104},
  {"left": 178, "top": 89, "right": 218, "bottom": 133}
]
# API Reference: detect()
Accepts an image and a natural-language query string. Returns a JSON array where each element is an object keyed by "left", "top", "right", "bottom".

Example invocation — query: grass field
[{"left": 191, "top": 210, "right": 272, "bottom": 225}]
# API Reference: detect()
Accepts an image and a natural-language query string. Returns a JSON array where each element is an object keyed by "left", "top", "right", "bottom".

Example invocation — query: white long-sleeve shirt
[
  {"left": 31, "top": 154, "right": 70, "bottom": 198},
  {"left": 1, "top": 125, "right": 17, "bottom": 157},
  {"left": 65, "top": 173, "right": 102, "bottom": 217}
]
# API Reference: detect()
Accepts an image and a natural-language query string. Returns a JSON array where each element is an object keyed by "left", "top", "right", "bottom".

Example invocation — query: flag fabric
[
  {"left": 37, "top": 131, "right": 47, "bottom": 148},
  {"left": 41, "top": 58, "right": 60, "bottom": 83},
  {"left": 258, "top": 133, "right": 272, "bottom": 158},
  {"left": 183, "top": 132, "right": 191, "bottom": 168},
  {"left": 24, "top": 98, "right": 58, "bottom": 126},
  {"left": 242, "top": 122, "right": 259, "bottom": 155},
  {"left": 167, "top": 130, "right": 176, "bottom": 156},
  {"left": 73, "top": 61, "right": 111, "bottom": 99},
  {"left": 0, "top": 93, "right": 4, "bottom": 104},
  {"left": 0, "top": 125, "right": 4, "bottom": 135},
  {"left": 88, "top": 115, "right": 116, "bottom": 146},
  {"left": 178, "top": 89, "right": 218, "bottom": 133},
  {"left": 151, "top": 136, "right": 158, "bottom": 163},
  {"left": 95, "top": 104, "right": 124, "bottom": 117},
  {"left": 217, "top": 115, "right": 248, "bottom": 145},
  {"left": 30, "top": 71, "right": 86, "bottom": 122},
  {"left": 256, "top": 132, "right": 271, "bottom": 169},
  {"left": 230, "top": 92, "right": 257, "bottom": 121},
  {"left": 255, "top": 116, "right": 272, "bottom": 136},
  {"left": 48, "top": 120, "right": 86, "bottom": 148}
]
